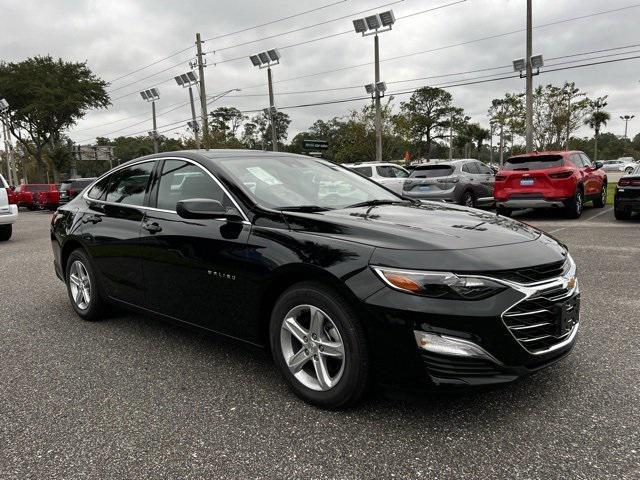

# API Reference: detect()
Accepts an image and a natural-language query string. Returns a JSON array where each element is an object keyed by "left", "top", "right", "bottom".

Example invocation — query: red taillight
[
  {"left": 549, "top": 171, "right": 573, "bottom": 179},
  {"left": 495, "top": 175, "right": 507, "bottom": 181},
  {"left": 6, "top": 188, "right": 16, "bottom": 204},
  {"left": 619, "top": 178, "right": 640, "bottom": 187}
]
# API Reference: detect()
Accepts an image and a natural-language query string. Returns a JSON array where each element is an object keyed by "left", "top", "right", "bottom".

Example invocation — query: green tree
[
  {"left": 584, "top": 96, "right": 610, "bottom": 160},
  {"left": 0, "top": 56, "right": 110, "bottom": 181},
  {"left": 209, "top": 107, "right": 246, "bottom": 139},
  {"left": 250, "top": 110, "right": 291, "bottom": 150},
  {"left": 488, "top": 93, "right": 525, "bottom": 164},
  {"left": 394, "top": 87, "right": 463, "bottom": 158}
]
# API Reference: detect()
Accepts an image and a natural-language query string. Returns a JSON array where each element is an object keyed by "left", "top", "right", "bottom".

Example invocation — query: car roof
[
  {"left": 343, "top": 162, "right": 405, "bottom": 167},
  {"left": 509, "top": 150, "right": 581, "bottom": 158}
]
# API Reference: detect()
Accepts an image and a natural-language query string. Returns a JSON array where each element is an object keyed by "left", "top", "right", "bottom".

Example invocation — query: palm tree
[{"left": 584, "top": 97, "right": 610, "bottom": 160}]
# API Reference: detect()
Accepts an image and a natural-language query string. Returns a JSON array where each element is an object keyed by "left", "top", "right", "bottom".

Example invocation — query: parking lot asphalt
[{"left": 1, "top": 209, "right": 638, "bottom": 480}]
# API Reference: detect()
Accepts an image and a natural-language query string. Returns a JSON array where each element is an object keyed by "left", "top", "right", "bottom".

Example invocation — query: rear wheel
[
  {"left": 593, "top": 183, "right": 607, "bottom": 208},
  {"left": 625, "top": 167, "right": 634, "bottom": 174},
  {"left": 0, "top": 224, "right": 12, "bottom": 241},
  {"left": 565, "top": 188, "right": 584, "bottom": 219},
  {"left": 614, "top": 207, "right": 632, "bottom": 220},
  {"left": 460, "top": 190, "right": 476, "bottom": 208},
  {"left": 269, "top": 282, "right": 370, "bottom": 409},
  {"left": 65, "top": 249, "right": 107, "bottom": 321}
]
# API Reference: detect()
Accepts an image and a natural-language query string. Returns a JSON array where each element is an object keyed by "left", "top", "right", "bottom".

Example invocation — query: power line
[
  {"left": 107, "top": 45, "right": 194, "bottom": 84},
  {"left": 203, "top": 0, "right": 350, "bottom": 42}
]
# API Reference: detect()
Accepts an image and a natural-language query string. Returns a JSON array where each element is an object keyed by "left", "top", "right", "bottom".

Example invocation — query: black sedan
[
  {"left": 51, "top": 150, "right": 580, "bottom": 408},
  {"left": 614, "top": 164, "right": 640, "bottom": 220}
]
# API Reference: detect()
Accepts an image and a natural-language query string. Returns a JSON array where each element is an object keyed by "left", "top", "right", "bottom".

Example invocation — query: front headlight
[{"left": 372, "top": 267, "right": 507, "bottom": 300}]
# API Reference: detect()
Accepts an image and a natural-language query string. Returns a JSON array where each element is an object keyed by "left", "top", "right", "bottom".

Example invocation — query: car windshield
[
  {"left": 217, "top": 156, "right": 400, "bottom": 210},
  {"left": 504, "top": 155, "right": 563, "bottom": 171},
  {"left": 410, "top": 165, "right": 454, "bottom": 178}
]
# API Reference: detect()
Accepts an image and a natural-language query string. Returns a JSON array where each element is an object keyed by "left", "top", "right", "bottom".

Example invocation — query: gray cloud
[{"left": 2, "top": 0, "right": 639, "bottom": 145}]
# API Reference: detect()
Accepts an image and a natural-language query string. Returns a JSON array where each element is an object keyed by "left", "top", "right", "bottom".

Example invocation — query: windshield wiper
[
  {"left": 345, "top": 199, "right": 409, "bottom": 209},
  {"left": 278, "top": 205, "right": 332, "bottom": 212}
]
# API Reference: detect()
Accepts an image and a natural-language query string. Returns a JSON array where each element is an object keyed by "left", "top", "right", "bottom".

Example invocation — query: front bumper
[
  {"left": 0, "top": 205, "right": 18, "bottom": 225},
  {"left": 360, "top": 270, "right": 580, "bottom": 390}
]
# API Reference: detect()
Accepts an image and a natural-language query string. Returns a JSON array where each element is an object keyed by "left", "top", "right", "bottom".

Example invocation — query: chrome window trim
[{"left": 82, "top": 156, "right": 251, "bottom": 224}]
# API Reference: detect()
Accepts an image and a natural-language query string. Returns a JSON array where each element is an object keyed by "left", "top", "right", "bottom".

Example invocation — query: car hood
[{"left": 282, "top": 202, "right": 542, "bottom": 251}]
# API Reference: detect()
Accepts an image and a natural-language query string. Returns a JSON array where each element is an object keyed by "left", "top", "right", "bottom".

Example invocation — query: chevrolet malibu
[{"left": 51, "top": 150, "right": 580, "bottom": 408}]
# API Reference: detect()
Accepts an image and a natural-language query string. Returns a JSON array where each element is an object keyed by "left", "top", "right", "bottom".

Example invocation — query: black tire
[
  {"left": 496, "top": 206, "right": 512, "bottom": 217},
  {"left": 460, "top": 190, "right": 476, "bottom": 208},
  {"left": 593, "top": 183, "right": 607, "bottom": 208},
  {"left": 625, "top": 167, "right": 634, "bottom": 174},
  {"left": 65, "top": 249, "right": 107, "bottom": 321},
  {"left": 269, "top": 281, "right": 370, "bottom": 409},
  {"left": 565, "top": 188, "right": 584, "bottom": 219},
  {"left": 0, "top": 224, "right": 12, "bottom": 241},
  {"left": 614, "top": 207, "right": 632, "bottom": 220}
]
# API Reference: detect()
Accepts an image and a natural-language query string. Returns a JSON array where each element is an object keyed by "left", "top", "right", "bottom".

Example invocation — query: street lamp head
[
  {"left": 376, "top": 81, "right": 387, "bottom": 93},
  {"left": 267, "top": 49, "right": 281, "bottom": 62},
  {"left": 258, "top": 52, "right": 270, "bottom": 64},
  {"left": 352, "top": 18, "right": 367, "bottom": 33},
  {"left": 140, "top": 88, "right": 160, "bottom": 102},
  {"left": 0, "top": 98, "right": 8, "bottom": 112},
  {"left": 365, "top": 14, "right": 381, "bottom": 30},
  {"left": 512, "top": 58, "right": 526, "bottom": 72},
  {"left": 364, "top": 83, "right": 375, "bottom": 94},
  {"left": 249, "top": 55, "right": 261, "bottom": 67},
  {"left": 379, "top": 10, "right": 396, "bottom": 27},
  {"left": 530, "top": 54, "right": 544, "bottom": 69}
]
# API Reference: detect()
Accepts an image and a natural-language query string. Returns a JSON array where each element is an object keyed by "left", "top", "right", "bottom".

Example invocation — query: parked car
[
  {"left": 343, "top": 162, "right": 410, "bottom": 194},
  {"left": 59, "top": 178, "right": 97, "bottom": 205},
  {"left": 13, "top": 184, "right": 57, "bottom": 210},
  {"left": 0, "top": 173, "right": 18, "bottom": 241},
  {"left": 614, "top": 164, "right": 640, "bottom": 220},
  {"left": 402, "top": 159, "right": 495, "bottom": 207},
  {"left": 494, "top": 150, "right": 607, "bottom": 218},
  {"left": 51, "top": 150, "right": 580, "bottom": 408},
  {"left": 602, "top": 158, "right": 636, "bottom": 174},
  {"left": 33, "top": 187, "right": 61, "bottom": 211}
]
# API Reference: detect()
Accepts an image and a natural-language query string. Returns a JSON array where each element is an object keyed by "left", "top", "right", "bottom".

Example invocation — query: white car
[
  {"left": 343, "top": 162, "right": 410, "bottom": 194},
  {"left": 602, "top": 158, "right": 637, "bottom": 174},
  {"left": 0, "top": 173, "right": 18, "bottom": 241}
]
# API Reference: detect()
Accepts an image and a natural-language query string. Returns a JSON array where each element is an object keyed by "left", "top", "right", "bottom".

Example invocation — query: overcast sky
[{"left": 1, "top": 0, "right": 639, "bottom": 146}]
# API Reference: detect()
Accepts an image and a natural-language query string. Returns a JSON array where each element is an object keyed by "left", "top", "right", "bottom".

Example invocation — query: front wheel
[
  {"left": 593, "top": 183, "right": 607, "bottom": 208},
  {"left": 565, "top": 189, "right": 584, "bottom": 219},
  {"left": 625, "top": 167, "right": 634, "bottom": 174},
  {"left": 269, "top": 282, "right": 370, "bottom": 409},
  {"left": 460, "top": 190, "right": 476, "bottom": 208}
]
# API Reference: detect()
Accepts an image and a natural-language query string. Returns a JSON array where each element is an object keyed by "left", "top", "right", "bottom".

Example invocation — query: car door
[
  {"left": 461, "top": 162, "right": 482, "bottom": 198},
  {"left": 139, "top": 158, "right": 252, "bottom": 338},
  {"left": 80, "top": 161, "right": 155, "bottom": 305},
  {"left": 375, "top": 165, "right": 409, "bottom": 194},
  {"left": 580, "top": 153, "right": 600, "bottom": 196},
  {"left": 475, "top": 162, "right": 495, "bottom": 200}
]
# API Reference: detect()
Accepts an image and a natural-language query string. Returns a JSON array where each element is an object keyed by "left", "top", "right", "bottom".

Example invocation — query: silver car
[
  {"left": 402, "top": 159, "right": 495, "bottom": 207},
  {"left": 343, "top": 162, "right": 410, "bottom": 195},
  {"left": 602, "top": 158, "right": 637, "bottom": 174}
]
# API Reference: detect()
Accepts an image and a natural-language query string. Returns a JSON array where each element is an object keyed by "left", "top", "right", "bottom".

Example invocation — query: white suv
[
  {"left": 0, "top": 173, "right": 18, "bottom": 241},
  {"left": 343, "top": 162, "right": 410, "bottom": 194}
]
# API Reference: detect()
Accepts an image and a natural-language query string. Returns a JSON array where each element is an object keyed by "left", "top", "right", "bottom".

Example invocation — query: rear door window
[
  {"left": 476, "top": 163, "right": 492, "bottom": 175},
  {"left": 463, "top": 162, "right": 480, "bottom": 174},
  {"left": 580, "top": 154, "right": 593, "bottom": 168},
  {"left": 503, "top": 155, "right": 564, "bottom": 171},
  {"left": 104, "top": 162, "right": 154, "bottom": 206},
  {"left": 410, "top": 165, "right": 454, "bottom": 178},
  {"left": 569, "top": 154, "right": 584, "bottom": 168},
  {"left": 352, "top": 166, "right": 372, "bottom": 177}
]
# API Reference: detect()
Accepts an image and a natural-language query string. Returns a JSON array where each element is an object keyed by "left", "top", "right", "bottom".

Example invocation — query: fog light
[{"left": 413, "top": 331, "right": 500, "bottom": 363}]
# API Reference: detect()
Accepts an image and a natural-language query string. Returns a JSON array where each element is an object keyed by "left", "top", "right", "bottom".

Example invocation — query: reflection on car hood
[{"left": 283, "top": 201, "right": 542, "bottom": 251}]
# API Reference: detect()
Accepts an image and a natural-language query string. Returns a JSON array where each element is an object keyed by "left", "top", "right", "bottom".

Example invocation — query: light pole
[
  {"left": 175, "top": 71, "right": 201, "bottom": 148},
  {"left": 353, "top": 10, "right": 396, "bottom": 162},
  {"left": 0, "top": 98, "right": 13, "bottom": 185},
  {"left": 513, "top": 53, "right": 543, "bottom": 153},
  {"left": 249, "top": 49, "right": 281, "bottom": 152},
  {"left": 140, "top": 88, "right": 160, "bottom": 153},
  {"left": 620, "top": 115, "right": 635, "bottom": 139}
]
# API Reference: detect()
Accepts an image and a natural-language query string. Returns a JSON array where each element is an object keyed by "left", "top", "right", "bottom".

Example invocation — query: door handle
[{"left": 142, "top": 221, "right": 162, "bottom": 233}]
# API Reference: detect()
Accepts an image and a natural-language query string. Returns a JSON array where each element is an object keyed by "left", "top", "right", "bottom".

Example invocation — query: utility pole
[
  {"left": 188, "top": 86, "right": 200, "bottom": 148},
  {"left": 2, "top": 117, "right": 13, "bottom": 185},
  {"left": 374, "top": 34, "right": 383, "bottom": 162},
  {"left": 620, "top": 115, "right": 635, "bottom": 139},
  {"left": 525, "top": 0, "right": 533, "bottom": 152},
  {"left": 267, "top": 67, "right": 278, "bottom": 152},
  {"left": 151, "top": 100, "right": 158, "bottom": 153},
  {"left": 195, "top": 33, "right": 209, "bottom": 146},
  {"left": 448, "top": 113, "right": 453, "bottom": 161},
  {"left": 489, "top": 124, "right": 494, "bottom": 167}
]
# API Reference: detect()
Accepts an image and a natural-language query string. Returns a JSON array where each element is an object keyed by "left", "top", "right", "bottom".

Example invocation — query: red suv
[
  {"left": 13, "top": 184, "right": 58, "bottom": 210},
  {"left": 494, "top": 150, "right": 607, "bottom": 218}
]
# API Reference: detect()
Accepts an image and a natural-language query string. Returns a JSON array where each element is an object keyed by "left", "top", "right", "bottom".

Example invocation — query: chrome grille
[
  {"left": 489, "top": 259, "right": 567, "bottom": 284},
  {"left": 502, "top": 282, "right": 580, "bottom": 354}
]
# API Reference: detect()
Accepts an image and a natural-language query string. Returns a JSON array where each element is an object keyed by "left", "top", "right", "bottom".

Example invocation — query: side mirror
[
  {"left": 176, "top": 198, "right": 236, "bottom": 220},
  {"left": 594, "top": 161, "right": 604, "bottom": 169}
]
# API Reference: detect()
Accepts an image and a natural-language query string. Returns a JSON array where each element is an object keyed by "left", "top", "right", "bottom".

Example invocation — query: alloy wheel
[
  {"left": 576, "top": 192, "right": 583, "bottom": 215},
  {"left": 280, "top": 304, "right": 345, "bottom": 391},
  {"left": 464, "top": 193, "right": 474, "bottom": 207},
  {"left": 69, "top": 260, "right": 91, "bottom": 310},
  {"left": 601, "top": 185, "right": 607, "bottom": 205}
]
